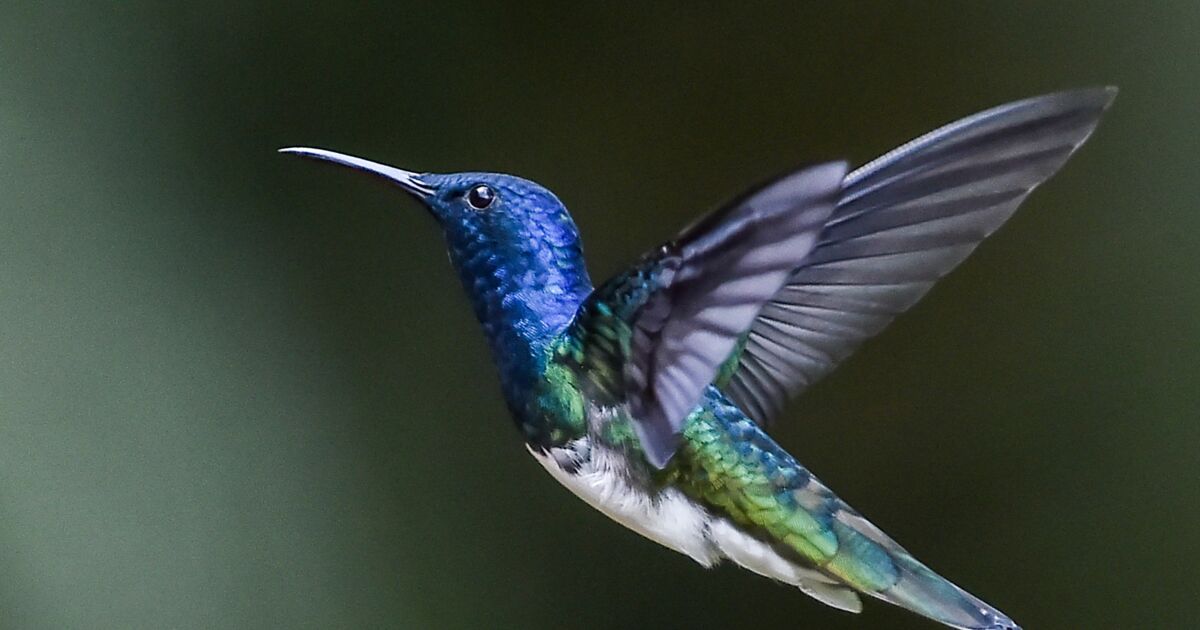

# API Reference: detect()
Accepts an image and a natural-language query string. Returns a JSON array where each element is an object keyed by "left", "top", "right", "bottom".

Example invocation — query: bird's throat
[{"left": 445, "top": 226, "right": 593, "bottom": 411}]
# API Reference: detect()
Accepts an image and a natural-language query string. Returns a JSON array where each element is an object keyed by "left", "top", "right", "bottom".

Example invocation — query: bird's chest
[{"left": 526, "top": 437, "right": 717, "bottom": 566}]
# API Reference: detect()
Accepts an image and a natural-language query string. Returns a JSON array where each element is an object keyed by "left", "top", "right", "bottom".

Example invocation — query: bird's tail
[
  {"left": 819, "top": 505, "right": 1020, "bottom": 630},
  {"left": 678, "top": 402, "right": 1022, "bottom": 628}
]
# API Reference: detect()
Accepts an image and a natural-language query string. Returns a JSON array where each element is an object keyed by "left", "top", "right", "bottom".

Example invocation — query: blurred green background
[{"left": 1, "top": 3, "right": 1196, "bottom": 629}]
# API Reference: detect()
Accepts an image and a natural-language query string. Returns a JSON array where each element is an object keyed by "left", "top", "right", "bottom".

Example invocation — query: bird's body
[
  {"left": 526, "top": 389, "right": 975, "bottom": 619},
  {"left": 283, "top": 87, "right": 1115, "bottom": 630},
  {"left": 536, "top": 330, "right": 1013, "bottom": 629}
]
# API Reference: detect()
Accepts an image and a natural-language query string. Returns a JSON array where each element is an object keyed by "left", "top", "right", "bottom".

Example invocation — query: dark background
[{"left": 1, "top": 3, "right": 1196, "bottom": 628}]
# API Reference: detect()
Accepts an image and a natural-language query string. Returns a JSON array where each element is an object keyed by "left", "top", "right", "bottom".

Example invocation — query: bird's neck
[{"left": 446, "top": 229, "right": 593, "bottom": 411}]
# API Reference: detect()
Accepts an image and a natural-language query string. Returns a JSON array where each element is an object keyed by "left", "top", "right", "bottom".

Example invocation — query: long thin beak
[{"left": 278, "top": 147, "right": 435, "bottom": 198}]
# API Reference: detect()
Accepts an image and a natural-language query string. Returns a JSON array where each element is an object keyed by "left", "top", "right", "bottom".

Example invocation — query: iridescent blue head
[{"left": 279, "top": 148, "right": 593, "bottom": 409}]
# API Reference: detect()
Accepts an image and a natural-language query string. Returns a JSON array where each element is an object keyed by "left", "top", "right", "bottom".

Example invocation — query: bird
[{"left": 281, "top": 87, "right": 1115, "bottom": 630}]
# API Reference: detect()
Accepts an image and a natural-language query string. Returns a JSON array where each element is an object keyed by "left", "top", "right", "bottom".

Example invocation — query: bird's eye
[{"left": 466, "top": 184, "right": 496, "bottom": 210}]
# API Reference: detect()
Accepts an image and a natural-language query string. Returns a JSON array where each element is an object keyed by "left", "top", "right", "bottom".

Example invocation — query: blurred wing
[
  {"left": 569, "top": 162, "right": 847, "bottom": 467},
  {"left": 724, "top": 87, "right": 1117, "bottom": 424}
]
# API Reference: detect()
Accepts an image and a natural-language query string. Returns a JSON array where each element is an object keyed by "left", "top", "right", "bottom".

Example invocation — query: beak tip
[{"left": 277, "top": 146, "right": 320, "bottom": 158}]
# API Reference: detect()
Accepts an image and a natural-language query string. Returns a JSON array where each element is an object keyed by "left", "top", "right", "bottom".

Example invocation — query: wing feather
[
  {"left": 725, "top": 87, "right": 1116, "bottom": 424},
  {"left": 569, "top": 162, "right": 848, "bottom": 466}
]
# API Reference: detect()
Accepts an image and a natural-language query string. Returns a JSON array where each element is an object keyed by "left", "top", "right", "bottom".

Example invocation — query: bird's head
[
  {"left": 279, "top": 147, "right": 581, "bottom": 255},
  {"left": 280, "top": 147, "right": 593, "bottom": 380}
]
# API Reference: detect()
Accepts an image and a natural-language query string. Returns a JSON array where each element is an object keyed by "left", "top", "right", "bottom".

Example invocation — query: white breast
[{"left": 527, "top": 440, "right": 718, "bottom": 566}]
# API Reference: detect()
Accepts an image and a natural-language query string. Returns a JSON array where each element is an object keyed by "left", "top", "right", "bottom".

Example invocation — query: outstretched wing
[
  {"left": 723, "top": 87, "right": 1117, "bottom": 424},
  {"left": 567, "top": 162, "right": 847, "bottom": 467}
]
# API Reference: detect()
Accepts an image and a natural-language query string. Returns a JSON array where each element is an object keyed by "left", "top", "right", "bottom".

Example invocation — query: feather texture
[
  {"left": 571, "top": 162, "right": 847, "bottom": 466},
  {"left": 725, "top": 87, "right": 1117, "bottom": 424}
]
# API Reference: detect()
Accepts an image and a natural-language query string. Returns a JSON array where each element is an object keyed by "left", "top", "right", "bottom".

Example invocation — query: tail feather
[
  {"left": 826, "top": 508, "right": 1020, "bottom": 630},
  {"left": 874, "top": 560, "right": 1020, "bottom": 630}
]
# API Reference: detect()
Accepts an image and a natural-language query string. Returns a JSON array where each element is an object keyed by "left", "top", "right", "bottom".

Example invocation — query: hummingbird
[{"left": 281, "top": 87, "right": 1114, "bottom": 630}]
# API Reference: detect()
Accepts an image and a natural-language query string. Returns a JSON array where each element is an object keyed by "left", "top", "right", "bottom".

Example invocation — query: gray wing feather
[
  {"left": 726, "top": 87, "right": 1117, "bottom": 424},
  {"left": 625, "top": 162, "right": 847, "bottom": 467}
]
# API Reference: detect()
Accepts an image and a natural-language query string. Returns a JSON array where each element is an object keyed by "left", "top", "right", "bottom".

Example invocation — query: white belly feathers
[{"left": 526, "top": 438, "right": 862, "bottom": 613}]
